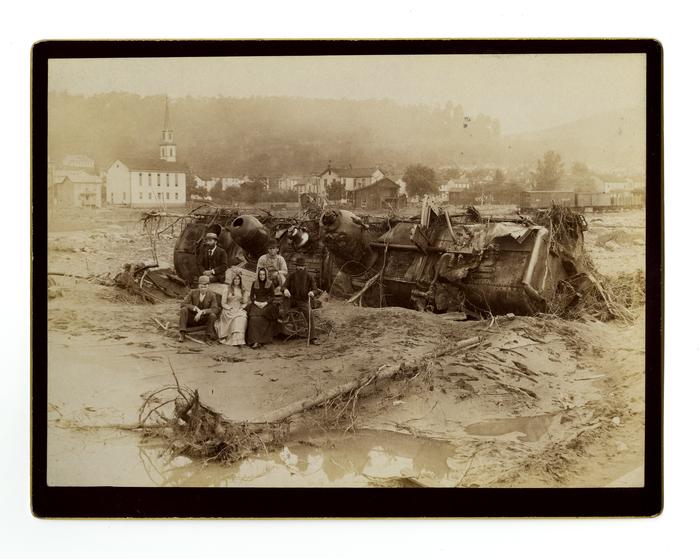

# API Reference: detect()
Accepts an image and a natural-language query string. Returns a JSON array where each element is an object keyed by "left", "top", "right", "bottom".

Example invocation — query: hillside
[
  {"left": 504, "top": 107, "right": 645, "bottom": 172},
  {"left": 48, "top": 92, "right": 644, "bottom": 176}
]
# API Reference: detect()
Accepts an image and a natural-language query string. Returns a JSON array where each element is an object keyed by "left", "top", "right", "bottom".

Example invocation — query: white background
[{"left": 2, "top": 1, "right": 696, "bottom": 557}]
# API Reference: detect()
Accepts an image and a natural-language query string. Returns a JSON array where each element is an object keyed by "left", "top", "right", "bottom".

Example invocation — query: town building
[
  {"left": 106, "top": 97, "right": 187, "bottom": 208},
  {"left": 194, "top": 176, "right": 245, "bottom": 190},
  {"left": 312, "top": 164, "right": 387, "bottom": 198},
  {"left": 278, "top": 175, "right": 314, "bottom": 192},
  {"left": 52, "top": 170, "right": 103, "bottom": 208},
  {"left": 340, "top": 166, "right": 387, "bottom": 192},
  {"left": 61, "top": 154, "right": 96, "bottom": 171},
  {"left": 348, "top": 177, "right": 400, "bottom": 211}
]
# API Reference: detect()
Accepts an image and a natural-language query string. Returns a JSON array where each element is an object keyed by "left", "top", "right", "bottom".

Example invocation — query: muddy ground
[{"left": 45, "top": 206, "right": 646, "bottom": 488}]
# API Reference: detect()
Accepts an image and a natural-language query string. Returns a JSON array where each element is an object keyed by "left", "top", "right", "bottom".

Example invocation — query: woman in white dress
[{"left": 215, "top": 273, "right": 248, "bottom": 346}]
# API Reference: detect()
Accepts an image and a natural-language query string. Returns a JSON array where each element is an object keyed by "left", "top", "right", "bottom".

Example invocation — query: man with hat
[
  {"left": 256, "top": 239, "right": 288, "bottom": 289},
  {"left": 197, "top": 232, "right": 228, "bottom": 284},
  {"left": 282, "top": 256, "right": 322, "bottom": 345},
  {"left": 178, "top": 275, "right": 220, "bottom": 342}
]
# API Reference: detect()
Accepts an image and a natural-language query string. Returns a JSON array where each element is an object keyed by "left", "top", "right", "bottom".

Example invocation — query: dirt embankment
[{"left": 46, "top": 207, "right": 646, "bottom": 488}]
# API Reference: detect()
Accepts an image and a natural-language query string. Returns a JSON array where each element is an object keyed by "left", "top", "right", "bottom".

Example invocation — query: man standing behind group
[
  {"left": 256, "top": 240, "right": 288, "bottom": 288},
  {"left": 178, "top": 275, "right": 220, "bottom": 342},
  {"left": 283, "top": 256, "right": 321, "bottom": 345},
  {"left": 198, "top": 232, "right": 228, "bottom": 284}
]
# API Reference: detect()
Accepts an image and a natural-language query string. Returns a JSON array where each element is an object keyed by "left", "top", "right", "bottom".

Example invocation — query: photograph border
[{"left": 31, "top": 38, "right": 663, "bottom": 518}]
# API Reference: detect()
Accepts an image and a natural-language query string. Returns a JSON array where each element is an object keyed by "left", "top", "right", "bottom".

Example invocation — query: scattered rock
[{"left": 612, "top": 416, "right": 621, "bottom": 426}]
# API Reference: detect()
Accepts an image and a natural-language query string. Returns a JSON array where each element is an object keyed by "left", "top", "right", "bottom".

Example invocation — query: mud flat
[{"left": 45, "top": 207, "right": 646, "bottom": 488}]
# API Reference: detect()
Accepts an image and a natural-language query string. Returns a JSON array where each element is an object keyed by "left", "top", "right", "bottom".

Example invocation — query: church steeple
[{"left": 160, "top": 96, "right": 176, "bottom": 162}]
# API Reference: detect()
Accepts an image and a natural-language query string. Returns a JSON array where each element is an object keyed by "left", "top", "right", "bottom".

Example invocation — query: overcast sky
[{"left": 48, "top": 53, "right": 646, "bottom": 134}]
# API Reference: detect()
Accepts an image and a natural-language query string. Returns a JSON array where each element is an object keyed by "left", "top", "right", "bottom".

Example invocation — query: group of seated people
[{"left": 177, "top": 232, "right": 321, "bottom": 348}]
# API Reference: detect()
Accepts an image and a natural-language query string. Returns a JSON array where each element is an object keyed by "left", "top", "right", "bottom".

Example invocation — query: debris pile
[{"left": 113, "top": 261, "right": 188, "bottom": 304}]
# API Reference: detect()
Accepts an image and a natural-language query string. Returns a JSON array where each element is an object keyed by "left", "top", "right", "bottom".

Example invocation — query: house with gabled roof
[
  {"left": 312, "top": 163, "right": 387, "bottom": 198},
  {"left": 348, "top": 177, "right": 400, "bottom": 211}
]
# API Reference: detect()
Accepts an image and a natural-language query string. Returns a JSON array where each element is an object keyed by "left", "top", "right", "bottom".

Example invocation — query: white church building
[{"left": 106, "top": 98, "right": 187, "bottom": 208}]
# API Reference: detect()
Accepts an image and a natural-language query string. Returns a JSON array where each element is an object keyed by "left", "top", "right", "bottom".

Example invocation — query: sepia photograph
[{"left": 32, "top": 40, "right": 662, "bottom": 517}]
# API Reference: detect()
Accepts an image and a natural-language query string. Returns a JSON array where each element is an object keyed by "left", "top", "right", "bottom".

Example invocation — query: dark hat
[
  {"left": 267, "top": 239, "right": 279, "bottom": 248},
  {"left": 295, "top": 256, "right": 306, "bottom": 266},
  {"left": 205, "top": 232, "right": 218, "bottom": 240}
]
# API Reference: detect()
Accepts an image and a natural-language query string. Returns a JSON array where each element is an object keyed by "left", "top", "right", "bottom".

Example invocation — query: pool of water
[{"left": 47, "top": 426, "right": 466, "bottom": 487}]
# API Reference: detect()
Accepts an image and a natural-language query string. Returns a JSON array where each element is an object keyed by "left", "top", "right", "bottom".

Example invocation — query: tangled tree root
[{"left": 140, "top": 384, "right": 289, "bottom": 464}]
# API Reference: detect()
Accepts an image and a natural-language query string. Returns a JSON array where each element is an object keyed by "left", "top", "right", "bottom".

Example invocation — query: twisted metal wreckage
[{"left": 138, "top": 198, "right": 614, "bottom": 319}]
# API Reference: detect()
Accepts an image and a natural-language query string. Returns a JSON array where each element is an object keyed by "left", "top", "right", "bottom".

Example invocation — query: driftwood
[
  {"left": 251, "top": 336, "right": 481, "bottom": 424},
  {"left": 48, "top": 271, "right": 113, "bottom": 286}
]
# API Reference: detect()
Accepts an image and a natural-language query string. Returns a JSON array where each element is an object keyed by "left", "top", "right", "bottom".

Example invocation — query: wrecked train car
[{"left": 320, "top": 202, "right": 589, "bottom": 317}]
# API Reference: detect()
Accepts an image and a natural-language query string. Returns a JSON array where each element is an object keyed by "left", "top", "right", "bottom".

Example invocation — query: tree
[
  {"left": 221, "top": 186, "right": 240, "bottom": 204},
  {"left": 438, "top": 167, "right": 463, "bottom": 183},
  {"left": 491, "top": 169, "right": 505, "bottom": 189},
  {"left": 533, "top": 151, "right": 565, "bottom": 190},
  {"left": 403, "top": 164, "right": 438, "bottom": 198},
  {"left": 190, "top": 186, "right": 210, "bottom": 199},
  {"left": 240, "top": 180, "right": 266, "bottom": 204},
  {"left": 326, "top": 179, "right": 345, "bottom": 201},
  {"left": 209, "top": 180, "right": 224, "bottom": 201}
]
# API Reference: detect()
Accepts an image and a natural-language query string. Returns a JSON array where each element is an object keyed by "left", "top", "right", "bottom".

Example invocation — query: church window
[
  {"left": 139, "top": 173, "right": 142, "bottom": 186},
  {"left": 148, "top": 173, "right": 152, "bottom": 186},
  {"left": 157, "top": 173, "right": 161, "bottom": 187},
  {"left": 166, "top": 174, "right": 170, "bottom": 187}
]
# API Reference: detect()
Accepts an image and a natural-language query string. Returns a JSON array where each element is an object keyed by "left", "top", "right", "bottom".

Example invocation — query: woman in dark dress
[{"left": 246, "top": 268, "right": 277, "bottom": 348}]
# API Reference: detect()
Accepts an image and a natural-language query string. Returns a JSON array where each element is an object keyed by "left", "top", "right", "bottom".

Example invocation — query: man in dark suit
[
  {"left": 178, "top": 275, "right": 220, "bottom": 342},
  {"left": 283, "top": 256, "right": 322, "bottom": 345},
  {"left": 197, "top": 232, "right": 228, "bottom": 284}
]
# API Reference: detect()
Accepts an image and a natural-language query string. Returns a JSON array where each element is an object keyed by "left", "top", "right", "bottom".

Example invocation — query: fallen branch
[
  {"left": 252, "top": 336, "right": 480, "bottom": 424},
  {"left": 347, "top": 272, "right": 380, "bottom": 304}
]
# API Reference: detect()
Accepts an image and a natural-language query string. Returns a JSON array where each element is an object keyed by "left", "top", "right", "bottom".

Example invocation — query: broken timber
[{"left": 249, "top": 335, "right": 481, "bottom": 425}]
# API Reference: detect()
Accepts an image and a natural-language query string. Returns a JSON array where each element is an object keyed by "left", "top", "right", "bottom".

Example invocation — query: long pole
[{"left": 307, "top": 295, "right": 312, "bottom": 346}]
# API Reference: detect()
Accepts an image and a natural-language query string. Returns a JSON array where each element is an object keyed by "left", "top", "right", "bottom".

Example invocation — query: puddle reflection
[{"left": 464, "top": 414, "right": 557, "bottom": 442}]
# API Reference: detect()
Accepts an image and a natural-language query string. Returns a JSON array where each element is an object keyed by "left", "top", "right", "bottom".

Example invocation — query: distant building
[
  {"left": 194, "top": 176, "right": 245, "bottom": 190},
  {"left": 278, "top": 175, "right": 314, "bottom": 192},
  {"left": 106, "top": 158, "right": 186, "bottom": 207},
  {"left": 339, "top": 166, "right": 387, "bottom": 192},
  {"left": 52, "top": 170, "right": 103, "bottom": 208},
  {"left": 61, "top": 154, "right": 96, "bottom": 171},
  {"left": 312, "top": 164, "right": 387, "bottom": 197},
  {"left": 348, "top": 177, "right": 400, "bottom": 211},
  {"left": 386, "top": 174, "right": 408, "bottom": 196},
  {"left": 106, "top": 97, "right": 186, "bottom": 207}
]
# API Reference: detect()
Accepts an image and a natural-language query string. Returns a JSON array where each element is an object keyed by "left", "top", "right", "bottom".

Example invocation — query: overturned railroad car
[{"left": 320, "top": 202, "right": 588, "bottom": 317}]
